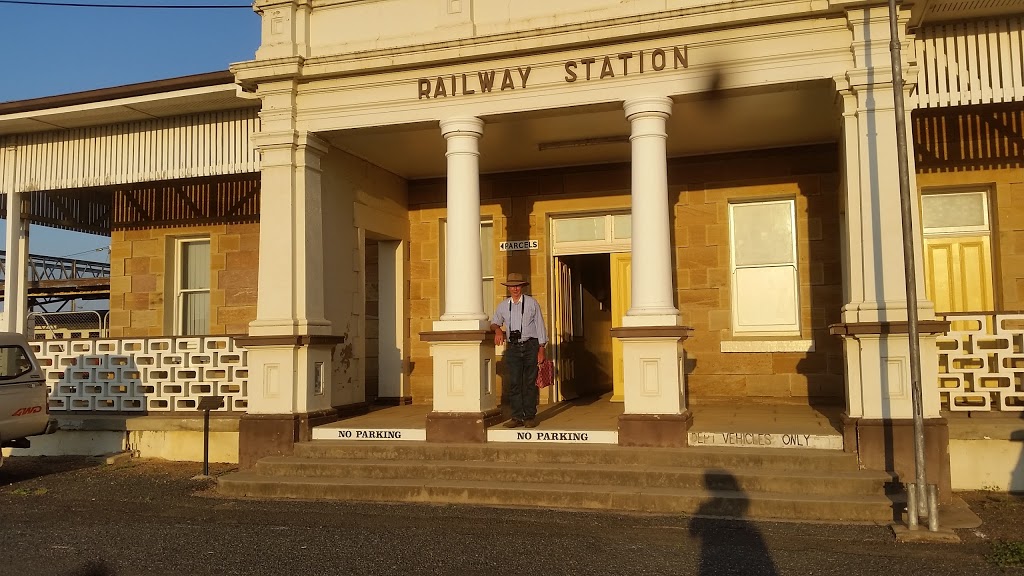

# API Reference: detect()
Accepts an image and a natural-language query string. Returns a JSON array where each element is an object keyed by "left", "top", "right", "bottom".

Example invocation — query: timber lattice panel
[
  {"left": 29, "top": 336, "right": 249, "bottom": 413},
  {"left": 916, "top": 16, "right": 1024, "bottom": 108},
  {"left": 937, "top": 313, "right": 1024, "bottom": 411}
]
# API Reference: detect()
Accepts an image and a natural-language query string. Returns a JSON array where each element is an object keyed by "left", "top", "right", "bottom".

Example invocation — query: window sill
[{"left": 720, "top": 340, "right": 815, "bottom": 353}]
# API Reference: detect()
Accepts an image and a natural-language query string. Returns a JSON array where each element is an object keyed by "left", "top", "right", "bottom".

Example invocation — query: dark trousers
[{"left": 504, "top": 337, "right": 539, "bottom": 421}]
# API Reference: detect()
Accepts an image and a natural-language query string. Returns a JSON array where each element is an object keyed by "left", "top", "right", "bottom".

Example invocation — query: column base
[
  {"left": 421, "top": 329, "right": 498, "bottom": 414},
  {"left": 618, "top": 412, "right": 692, "bottom": 447},
  {"left": 426, "top": 409, "right": 503, "bottom": 443},
  {"left": 854, "top": 417, "right": 952, "bottom": 504},
  {"left": 238, "top": 409, "right": 338, "bottom": 469}
]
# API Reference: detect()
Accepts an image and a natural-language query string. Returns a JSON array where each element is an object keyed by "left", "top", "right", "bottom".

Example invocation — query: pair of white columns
[
  {"left": 436, "top": 97, "right": 679, "bottom": 329},
  {"left": 429, "top": 97, "right": 685, "bottom": 425}
]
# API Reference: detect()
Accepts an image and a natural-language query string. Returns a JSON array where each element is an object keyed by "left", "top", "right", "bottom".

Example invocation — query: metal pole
[
  {"left": 203, "top": 408, "right": 211, "bottom": 477},
  {"left": 887, "top": 0, "right": 933, "bottom": 530},
  {"left": 928, "top": 484, "right": 940, "bottom": 531},
  {"left": 907, "top": 482, "right": 919, "bottom": 530}
]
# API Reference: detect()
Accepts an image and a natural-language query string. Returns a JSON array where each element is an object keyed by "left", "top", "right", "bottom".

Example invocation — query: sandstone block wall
[
  {"left": 108, "top": 221, "right": 259, "bottom": 337},
  {"left": 407, "top": 144, "right": 844, "bottom": 405},
  {"left": 914, "top": 102, "right": 1024, "bottom": 311}
]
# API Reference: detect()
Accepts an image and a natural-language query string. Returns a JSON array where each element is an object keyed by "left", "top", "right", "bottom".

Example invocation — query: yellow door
[
  {"left": 610, "top": 253, "right": 631, "bottom": 403},
  {"left": 923, "top": 235, "right": 994, "bottom": 314}
]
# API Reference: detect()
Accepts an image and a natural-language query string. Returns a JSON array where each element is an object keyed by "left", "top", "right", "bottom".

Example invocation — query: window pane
[
  {"left": 181, "top": 292, "right": 210, "bottom": 335},
  {"left": 555, "top": 216, "right": 605, "bottom": 242},
  {"left": 922, "top": 192, "right": 987, "bottom": 231},
  {"left": 613, "top": 214, "right": 631, "bottom": 239},
  {"left": 182, "top": 241, "right": 210, "bottom": 290},
  {"left": 480, "top": 223, "right": 494, "bottom": 276},
  {"left": 0, "top": 345, "right": 33, "bottom": 381},
  {"left": 734, "top": 267, "right": 799, "bottom": 333},
  {"left": 732, "top": 202, "right": 795, "bottom": 267},
  {"left": 482, "top": 279, "right": 495, "bottom": 319}
]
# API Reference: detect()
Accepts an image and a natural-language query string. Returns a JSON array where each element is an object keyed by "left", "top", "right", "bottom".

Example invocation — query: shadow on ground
[{"left": 0, "top": 455, "right": 103, "bottom": 486}]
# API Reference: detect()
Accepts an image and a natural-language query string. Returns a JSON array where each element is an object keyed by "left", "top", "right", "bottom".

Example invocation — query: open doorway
[
  {"left": 552, "top": 251, "right": 631, "bottom": 402},
  {"left": 364, "top": 235, "right": 407, "bottom": 405}
]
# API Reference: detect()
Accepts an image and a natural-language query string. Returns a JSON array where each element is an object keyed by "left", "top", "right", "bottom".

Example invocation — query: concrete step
[
  {"left": 218, "top": 473, "right": 896, "bottom": 523},
  {"left": 291, "top": 441, "right": 862, "bottom": 472},
  {"left": 253, "top": 456, "right": 894, "bottom": 496}
]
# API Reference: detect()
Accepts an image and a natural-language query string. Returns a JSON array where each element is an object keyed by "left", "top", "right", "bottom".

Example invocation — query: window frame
[
  {"left": 728, "top": 198, "right": 801, "bottom": 336},
  {"left": 172, "top": 236, "right": 211, "bottom": 336},
  {"left": 921, "top": 189, "right": 991, "bottom": 236},
  {"left": 0, "top": 345, "right": 36, "bottom": 382}
]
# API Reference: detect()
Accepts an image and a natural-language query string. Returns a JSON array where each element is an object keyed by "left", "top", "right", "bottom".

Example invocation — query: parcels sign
[{"left": 499, "top": 240, "right": 539, "bottom": 252}]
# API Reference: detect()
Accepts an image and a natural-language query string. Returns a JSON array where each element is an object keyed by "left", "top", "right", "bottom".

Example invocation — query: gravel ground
[{"left": 1, "top": 456, "right": 1021, "bottom": 576}]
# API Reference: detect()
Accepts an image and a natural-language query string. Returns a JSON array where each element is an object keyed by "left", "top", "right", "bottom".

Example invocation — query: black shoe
[{"left": 503, "top": 419, "right": 523, "bottom": 429}]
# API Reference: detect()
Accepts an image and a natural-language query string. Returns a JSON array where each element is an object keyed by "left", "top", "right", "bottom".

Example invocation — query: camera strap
[{"left": 509, "top": 297, "right": 525, "bottom": 333}]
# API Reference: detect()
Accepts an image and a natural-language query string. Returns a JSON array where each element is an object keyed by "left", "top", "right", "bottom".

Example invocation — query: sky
[{"left": 0, "top": 0, "right": 261, "bottom": 260}]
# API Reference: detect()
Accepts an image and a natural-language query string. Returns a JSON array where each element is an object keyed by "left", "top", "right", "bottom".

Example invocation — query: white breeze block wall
[{"left": 29, "top": 337, "right": 249, "bottom": 413}]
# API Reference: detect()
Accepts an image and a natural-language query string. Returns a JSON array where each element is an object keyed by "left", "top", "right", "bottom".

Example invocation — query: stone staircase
[{"left": 218, "top": 441, "right": 899, "bottom": 523}]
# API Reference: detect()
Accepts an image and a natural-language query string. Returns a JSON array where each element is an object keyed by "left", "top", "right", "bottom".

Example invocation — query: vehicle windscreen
[{"left": 0, "top": 345, "right": 35, "bottom": 382}]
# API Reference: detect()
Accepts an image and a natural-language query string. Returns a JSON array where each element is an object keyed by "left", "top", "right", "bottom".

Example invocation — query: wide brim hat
[{"left": 501, "top": 273, "right": 529, "bottom": 287}]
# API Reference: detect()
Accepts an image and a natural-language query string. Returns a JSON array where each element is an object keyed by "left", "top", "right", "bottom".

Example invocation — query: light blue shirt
[{"left": 490, "top": 294, "right": 547, "bottom": 346}]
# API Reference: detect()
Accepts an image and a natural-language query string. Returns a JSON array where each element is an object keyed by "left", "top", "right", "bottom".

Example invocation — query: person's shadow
[{"left": 688, "top": 470, "right": 780, "bottom": 576}]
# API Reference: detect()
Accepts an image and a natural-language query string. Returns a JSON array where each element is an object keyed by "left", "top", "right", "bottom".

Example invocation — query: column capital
[
  {"left": 296, "top": 132, "right": 329, "bottom": 155},
  {"left": 440, "top": 117, "right": 484, "bottom": 138},
  {"left": 623, "top": 97, "right": 673, "bottom": 121}
]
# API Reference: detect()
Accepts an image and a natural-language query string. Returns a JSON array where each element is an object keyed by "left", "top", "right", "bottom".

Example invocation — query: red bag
[{"left": 536, "top": 359, "right": 554, "bottom": 389}]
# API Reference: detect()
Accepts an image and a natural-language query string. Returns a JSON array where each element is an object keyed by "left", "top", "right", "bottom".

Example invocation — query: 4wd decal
[{"left": 11, "top": 406, "right": 42, "bottom": 417}]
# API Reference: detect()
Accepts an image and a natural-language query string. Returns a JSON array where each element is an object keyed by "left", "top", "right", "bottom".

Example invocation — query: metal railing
[
  {"left": 0, "top": 250, "right": 110, "bottom": 282},
  {"left": 28, "top": 310, "right": 109, "bottom": 340}
]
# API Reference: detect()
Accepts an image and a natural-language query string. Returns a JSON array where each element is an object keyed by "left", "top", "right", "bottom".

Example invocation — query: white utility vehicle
[{"left": 0, "top": 333, "right": 56, "bottom": 467}]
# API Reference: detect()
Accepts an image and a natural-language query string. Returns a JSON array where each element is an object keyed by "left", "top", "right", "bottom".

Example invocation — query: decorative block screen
[
  {"left": 29, "top": 336, "right": 249, "bottom": 413},
  {"left": 937, "top": 313, "right": 1024, "bottom": 411}
]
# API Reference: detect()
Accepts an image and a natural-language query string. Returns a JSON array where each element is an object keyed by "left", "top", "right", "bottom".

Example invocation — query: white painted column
[
  {"left": 426, "top": 117, "right": 497, "bottom": 429},
  {"left": 245, "top": 129, "right": 336, "bottom": 418},
  {"left": 249, "top": 130, "right": 331, "bottom": 337},
  {"left": 623, "top": 97, "right": 679, "bottom": 327},
  {"left": 836, "top": 5, "right": 940, "bottom": 421},
  {"left": 614, "top": 98, "right": 688, "bottom": 444},
  {"left": 2, "top": 146, "right": 29, "bottom": 335},
  {"left": 435, "top": 117, "right": 488, "bottom": 330}
]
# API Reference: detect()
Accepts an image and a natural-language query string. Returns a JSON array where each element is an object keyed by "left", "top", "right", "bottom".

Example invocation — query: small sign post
[{"left": 197, "top": 395, "right": 225, "bottom": 478}]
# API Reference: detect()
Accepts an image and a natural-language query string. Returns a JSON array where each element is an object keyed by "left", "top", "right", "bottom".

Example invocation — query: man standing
[{"left": 490, "top": 272, "right": 548, "bottom": 429}]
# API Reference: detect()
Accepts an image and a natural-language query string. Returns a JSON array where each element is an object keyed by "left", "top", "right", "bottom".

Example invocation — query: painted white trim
[
  {"left": 487, "top": 428, "right": 618, "bottom": 444},
  {"left": 720, "top": 340, "right": 815, "bottom": 353},
  {"left": 312, "top": 427, "right": 427, "bottom": 441}
]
